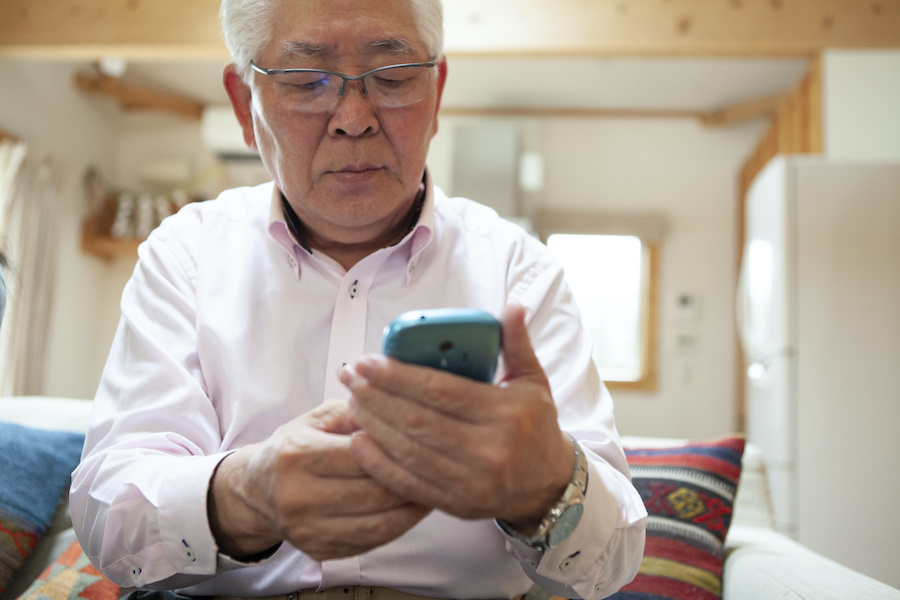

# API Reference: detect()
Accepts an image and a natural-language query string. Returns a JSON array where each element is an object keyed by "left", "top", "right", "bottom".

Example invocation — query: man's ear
[
  {"left": 431, "top": 57, "right": 448, "bottom": 136},
  {"left": 223, "top": 64, "right": 258, "bottom": 151},
  {"left": 435, "top": 57, "right": 448, "bottom": 113}
]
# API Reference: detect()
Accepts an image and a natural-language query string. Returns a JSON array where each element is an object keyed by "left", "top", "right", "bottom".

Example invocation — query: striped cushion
[
  {"left": 15, "top": 540, "right": 119, "bottom": 600},
  {"left": 609, "top": 436, "right": 746, "bottom": 600}
]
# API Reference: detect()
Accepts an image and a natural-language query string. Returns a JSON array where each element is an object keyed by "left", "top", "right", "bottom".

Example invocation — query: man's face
[{"left": 226, "top": 0, "right": 446, "bottom": 251}]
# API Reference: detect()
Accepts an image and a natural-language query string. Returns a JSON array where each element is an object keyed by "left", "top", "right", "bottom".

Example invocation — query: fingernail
[
  {"left": 338, "top": 364, "right": 355, "bottom": 386},
  {"left": 355, "top": 355, "right": 384, "bottom": 377}
]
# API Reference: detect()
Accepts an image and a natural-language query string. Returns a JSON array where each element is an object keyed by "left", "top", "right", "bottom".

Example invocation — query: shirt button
[
  {"left": 130, "top": 566, "right": 142, "bottom": 581},
  {"left": 525, "top": 558, "right": 539, "bottom": 569},
  {"left": 559, "top": 556, "right": 578, "bottom": 571}
]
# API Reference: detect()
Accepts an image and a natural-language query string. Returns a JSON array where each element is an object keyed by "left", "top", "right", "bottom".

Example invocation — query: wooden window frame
[{"left": 537, "top": 210, "right": 665, "bottom": 392}]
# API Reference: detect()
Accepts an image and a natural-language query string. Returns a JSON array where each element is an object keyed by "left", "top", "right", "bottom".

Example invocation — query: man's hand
[
  {"left": 340, "top": 304, "right": 574, "bottom": 533},
  {"left": 208, "top": 399, "right": 431, "bottom": 561}
]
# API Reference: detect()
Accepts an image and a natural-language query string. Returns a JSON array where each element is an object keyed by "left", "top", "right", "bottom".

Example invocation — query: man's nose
[{"left": 329, "top": 80, "right": 379, "bottom": 137}]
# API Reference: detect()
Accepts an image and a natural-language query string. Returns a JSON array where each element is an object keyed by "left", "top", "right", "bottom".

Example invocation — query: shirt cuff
[
  {"left": 155, "top": 452, "right": 245, "bottom": 579},
  {"left": 499, "top": 459, "right": 646, "bottom": 599}
]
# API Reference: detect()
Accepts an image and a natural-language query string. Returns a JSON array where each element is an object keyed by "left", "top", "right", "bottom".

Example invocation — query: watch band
[{"left": 497, "top": 435, "right": 589, "bottom": 550}]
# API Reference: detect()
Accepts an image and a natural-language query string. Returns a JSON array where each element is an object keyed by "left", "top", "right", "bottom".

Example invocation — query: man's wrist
[
  {"left": 497, "top": 436, "right": 589, "bottom": 550},
  {"left": 208, "top": 449, "right": 282, "bottom": 559}
]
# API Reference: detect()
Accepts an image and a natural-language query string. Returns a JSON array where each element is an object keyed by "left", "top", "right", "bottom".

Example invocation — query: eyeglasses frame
[{"left": 249, "top": 59, "right": 438, "bottom": 106}]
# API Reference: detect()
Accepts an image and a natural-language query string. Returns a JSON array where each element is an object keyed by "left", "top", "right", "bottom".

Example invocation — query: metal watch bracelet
[{"left": 497, "top": 435, "right": 589, "bottom": 550}]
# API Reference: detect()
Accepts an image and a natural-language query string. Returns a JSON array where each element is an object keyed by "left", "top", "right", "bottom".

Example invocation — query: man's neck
[{"left": 280, "top": 184, "right": 426, "bottom": 271}]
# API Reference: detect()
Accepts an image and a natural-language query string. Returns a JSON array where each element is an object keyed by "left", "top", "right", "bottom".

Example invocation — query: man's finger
[
  {"left": 286, "top": 502, "right": 432, "bottom": 561},
  {"left": 498, "top": 303, "right": 548, "bottom": 386}
]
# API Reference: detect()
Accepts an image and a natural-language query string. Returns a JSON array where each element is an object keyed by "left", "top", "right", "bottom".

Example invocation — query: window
[{"left": 540, "top": 212, "right": 664, "bottom": 391}]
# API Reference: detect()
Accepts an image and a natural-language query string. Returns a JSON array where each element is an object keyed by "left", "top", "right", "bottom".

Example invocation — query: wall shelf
[{"left": 81, "top": 221, "right": 142, "bottom": 260}]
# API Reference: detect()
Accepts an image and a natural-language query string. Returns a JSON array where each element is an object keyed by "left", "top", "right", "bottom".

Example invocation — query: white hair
[{"left": 220, "top": 0, "right": 444, "bottom": 80}]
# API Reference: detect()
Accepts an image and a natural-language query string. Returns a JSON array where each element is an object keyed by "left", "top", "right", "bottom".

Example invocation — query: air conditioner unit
[{"left": 201, "top": 105, "right": 259, "bottom": 160}]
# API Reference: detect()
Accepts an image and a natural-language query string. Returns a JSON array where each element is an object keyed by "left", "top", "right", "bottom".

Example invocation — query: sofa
[{"left": 2, "top": 395, "right": 898, "bottom": 600}]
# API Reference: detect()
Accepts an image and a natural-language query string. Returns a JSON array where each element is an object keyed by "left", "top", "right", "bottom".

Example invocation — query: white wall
[
  {"left": 823, "top": 49, "right": 900, "bottom": 161},
  {"left": 0, "top": 60, "right": 122, "bottom": 399}
]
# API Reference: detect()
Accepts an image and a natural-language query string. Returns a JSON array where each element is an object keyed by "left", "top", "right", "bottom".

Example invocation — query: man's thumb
[{"left": 499, "top": 303, "right": 548, "bottom": 384}]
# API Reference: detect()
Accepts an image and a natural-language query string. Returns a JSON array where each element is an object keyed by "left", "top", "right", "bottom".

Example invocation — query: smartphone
[{"left": 382, "top": 308, "right": 502, "bottom": 382}]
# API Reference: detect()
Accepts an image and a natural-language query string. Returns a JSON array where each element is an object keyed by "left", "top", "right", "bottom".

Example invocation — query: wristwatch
[{"left": 497, "top": 436, "right": 589, "bottom": 551}]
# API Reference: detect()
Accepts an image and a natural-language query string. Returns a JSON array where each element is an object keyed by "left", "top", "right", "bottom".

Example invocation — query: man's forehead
[{"left": 268, "top": 0, "right": 424, "bottom": 61}]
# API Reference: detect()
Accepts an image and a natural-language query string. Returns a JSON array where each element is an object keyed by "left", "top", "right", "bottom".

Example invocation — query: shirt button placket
[{"left": 322, "top": 275, "right": 368, "bottom": 402}]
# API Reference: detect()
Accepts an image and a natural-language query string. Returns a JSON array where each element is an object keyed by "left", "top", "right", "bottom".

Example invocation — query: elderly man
[{"left": 70, "top": 1, "right": 646, "bottom": 599}]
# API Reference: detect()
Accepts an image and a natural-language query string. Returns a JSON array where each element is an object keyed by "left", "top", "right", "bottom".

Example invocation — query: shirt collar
[
  {"left": 279, "top": 192, "right": 314, "bottom": 254},
  {"left": 406, "top": 176, "right": 435, "bottom": 281}
]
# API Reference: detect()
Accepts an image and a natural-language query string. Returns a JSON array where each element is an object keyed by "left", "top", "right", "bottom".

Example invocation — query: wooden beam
[
  {"left": 1, "top": 0, "right": 899, "bottom": 60},
  {"left": 73, "top": 71, "right": 205, "bottom": 120},
  {"left": 700, "top": 93, "right": 784, "bottom": 126}
]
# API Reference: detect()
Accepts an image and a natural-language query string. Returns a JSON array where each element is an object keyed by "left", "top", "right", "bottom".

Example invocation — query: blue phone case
[{"left": 382, "top": 308, "right": 502, "bottom": 382}]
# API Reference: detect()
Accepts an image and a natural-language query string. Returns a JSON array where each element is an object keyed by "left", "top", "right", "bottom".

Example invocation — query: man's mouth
[{"left": 334, "top": 163, "right": 381, "bottom": 175}]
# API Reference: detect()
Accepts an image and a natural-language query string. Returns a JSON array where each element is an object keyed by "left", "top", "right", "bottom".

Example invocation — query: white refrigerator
[{"left": 739, "top": 155, "right": 900, "bottom": 588}]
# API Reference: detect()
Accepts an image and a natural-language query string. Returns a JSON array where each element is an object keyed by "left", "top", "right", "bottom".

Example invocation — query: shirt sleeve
[
  {"left": 70, "top": 214, "right": 245, "bottom": 589},
  {"left": 500, "top": 241, "right": 648, "bottom": 599}
]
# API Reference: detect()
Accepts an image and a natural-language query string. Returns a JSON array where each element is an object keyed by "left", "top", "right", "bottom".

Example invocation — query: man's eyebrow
[
  {"left": 283, "top": 40, "right": 328, "bottom": 59},
  {"left": 372, "top": 37, "right": 416, "bottom": 54}
]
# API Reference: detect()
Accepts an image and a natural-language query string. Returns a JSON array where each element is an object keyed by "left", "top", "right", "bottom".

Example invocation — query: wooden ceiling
[{"left": 1, "top": 0, "right": 899, "bottom": 60}]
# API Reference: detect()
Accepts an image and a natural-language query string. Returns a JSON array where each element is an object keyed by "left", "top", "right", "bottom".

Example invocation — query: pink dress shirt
[{"left": 70, "top": 175, "right": 647, "bottom": 600}]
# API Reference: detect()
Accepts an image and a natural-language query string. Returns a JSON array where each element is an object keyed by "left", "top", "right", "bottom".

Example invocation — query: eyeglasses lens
[{"left": 272, "top": 65, "right": 432, "bottom": 112}]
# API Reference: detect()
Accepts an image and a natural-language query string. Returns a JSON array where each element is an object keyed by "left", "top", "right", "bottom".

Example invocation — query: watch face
[{"left": 548, "top": 503, "right": 584, "bottom": 547}]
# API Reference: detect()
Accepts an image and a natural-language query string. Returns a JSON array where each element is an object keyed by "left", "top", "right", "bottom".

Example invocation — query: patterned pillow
[
  {"left": 608, "top": 436, "right": 746, "bottom": 600},
  {"left": 15, "top": 540, "right": 119, "bottom": 600},
  {"left": 0, "top": 423, "right": 85, "bottom": 595}
]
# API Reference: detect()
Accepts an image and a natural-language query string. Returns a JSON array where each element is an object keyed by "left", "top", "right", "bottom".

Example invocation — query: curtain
[{"left": 0, "top": 139, "right": 63, "bottom": 396}]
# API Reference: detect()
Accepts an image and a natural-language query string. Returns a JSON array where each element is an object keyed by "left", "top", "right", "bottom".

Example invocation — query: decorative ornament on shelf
[
  {"left": 80, "top": 159, "right": 221, "bottom": 259},
  {"left": 110, "top": 192, "right": 135, "bottom": 239}
]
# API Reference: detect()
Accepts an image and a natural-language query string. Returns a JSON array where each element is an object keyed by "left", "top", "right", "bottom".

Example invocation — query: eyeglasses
[{"left": 249, "top": 60, "right": 437, "bottom": 113}]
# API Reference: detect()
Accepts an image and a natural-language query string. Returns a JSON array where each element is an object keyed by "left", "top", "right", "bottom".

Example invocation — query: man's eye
[
  {"left": 281, "top": 73, "right": 331, "bottom": 91},
  {"left": 372, "top": 72, "right": 415, "bottom": 88},
  {"left": 373, "top": 77, "right": 407, "bottom": 88}
]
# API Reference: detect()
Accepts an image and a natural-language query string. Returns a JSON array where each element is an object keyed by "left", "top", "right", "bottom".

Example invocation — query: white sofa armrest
[
  {"left": 1, "top": 395, "right": 93, "bottom": 432},
  {"left": 724, "top": 525, "right": 900, "bottom": 600}
]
